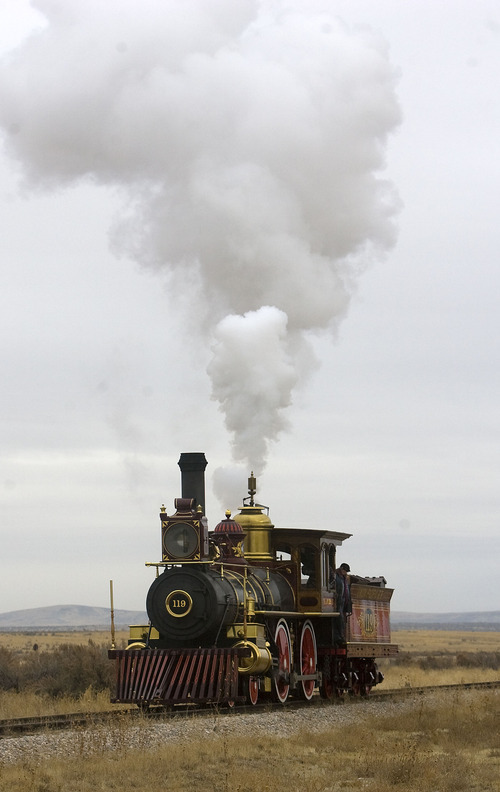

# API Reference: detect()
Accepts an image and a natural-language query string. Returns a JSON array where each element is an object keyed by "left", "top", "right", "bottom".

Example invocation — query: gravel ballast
[{"left": 0, "top": 696, "right": 428, "bottom": 765}]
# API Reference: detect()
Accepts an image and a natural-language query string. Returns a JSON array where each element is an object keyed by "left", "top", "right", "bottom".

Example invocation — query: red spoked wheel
[
  {"left": 351, "top": 681, "right": 370, "bottom": 696},
  {"left": 298, "top": 620, "right": 317, "bottom": 700},
  {"left": 351, "top": 663, "right": 371, "bottom": 697},
  {"left": 361, "top": 661, "right": 378, "bottom": 696},
  {"left": 320, "top": 657, "right": 346, "bottom": 700},
  {"left": 272, "top": 619, "right": 291, "bottom": 703},
  {"left": 350, "top": 678, "right": 362, "bottom": 696},
  {"left": 242, "top": 675, "right": 259, "bottom": 706},
  {"left": 321, "top": 680, "right": 345, "bottom": 700},
  {"left": 354, "top": 680, "right": 372, "bottom": 697}
]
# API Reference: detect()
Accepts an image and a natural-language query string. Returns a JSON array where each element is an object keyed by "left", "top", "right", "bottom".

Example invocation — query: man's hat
[{"left": 340, "top": 563, "right": 350, "bottom": 572}]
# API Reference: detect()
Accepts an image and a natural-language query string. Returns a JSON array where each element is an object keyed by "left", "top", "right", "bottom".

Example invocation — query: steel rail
[{"left": 1, "top": 680, "right": 498, "bottom": 738}]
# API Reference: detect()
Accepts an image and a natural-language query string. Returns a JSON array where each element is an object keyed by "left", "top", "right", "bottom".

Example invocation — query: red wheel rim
[
  {"left": 299, "top": 621, "right": 317, "bottom": 700},
  {"left": 247, "top": 676, "right": 259, "bottom": 705},
  {"left": 273, "top": 620, "right": 291, "bottom": 703}
]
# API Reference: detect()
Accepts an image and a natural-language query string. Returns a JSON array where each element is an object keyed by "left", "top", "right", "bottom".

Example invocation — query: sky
[{"left": 0, "top": 0, "right": 499, "bottom": 615}]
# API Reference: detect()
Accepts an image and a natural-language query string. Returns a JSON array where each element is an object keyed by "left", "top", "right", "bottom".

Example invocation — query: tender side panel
[
  {"left": 349, "top": 600, "right": 391, "bottom": 642},
  {"left": 108, "top": 648, "right": 242, "bottom": 705},
  {"left": 348, "top": 584, "right": 395, "bottom": 644}
]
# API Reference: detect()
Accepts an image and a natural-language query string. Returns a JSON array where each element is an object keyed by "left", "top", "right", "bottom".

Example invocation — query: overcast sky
[{"left": 1, "top": 0, "right": 499, "bottom": 616}]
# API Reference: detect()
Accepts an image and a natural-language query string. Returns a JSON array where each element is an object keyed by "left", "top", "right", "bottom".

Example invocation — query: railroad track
[
  {"left": 371, "top": 679, "right": 500, "bottom": 697},
  {"left": 1, "top": 680, "right": 498, "bottom": 738},
  {"left": 0, "top": 710, "right": 134, "bottom": 738}
]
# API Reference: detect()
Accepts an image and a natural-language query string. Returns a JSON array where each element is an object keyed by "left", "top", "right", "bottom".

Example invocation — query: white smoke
[
  {"left": 0, "top": 0, "right": 401, "bottom": 478},
  {"left": 208, "top": 306, "right": 318, "bottom": 465}
]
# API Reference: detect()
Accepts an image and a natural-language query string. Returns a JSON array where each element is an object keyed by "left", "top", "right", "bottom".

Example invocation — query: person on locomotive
[{"left": 333, "top": 562, "right": 352, "bottom": 642}]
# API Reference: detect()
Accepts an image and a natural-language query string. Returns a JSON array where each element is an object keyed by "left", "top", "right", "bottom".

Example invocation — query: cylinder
[{"left": 232, "top": 640, "right": 272, "bottom": 675}]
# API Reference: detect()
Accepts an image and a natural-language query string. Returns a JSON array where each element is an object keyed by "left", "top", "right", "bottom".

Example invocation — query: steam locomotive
[{"left": 108, "top": 453, "right": 398, "bottom": 706}]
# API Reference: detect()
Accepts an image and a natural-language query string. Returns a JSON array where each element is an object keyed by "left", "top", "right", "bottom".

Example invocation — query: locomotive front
[
  {"left": 146, "top": 504, "right": 294, "bottom": 648},
  {"left": 109, "top": 453, "right": 297, "bottom": 705}
]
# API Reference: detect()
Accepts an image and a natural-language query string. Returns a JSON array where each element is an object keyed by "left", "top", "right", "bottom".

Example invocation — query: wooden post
[{"left": 110, "top": 580, "right": 116, "bottom": 649}]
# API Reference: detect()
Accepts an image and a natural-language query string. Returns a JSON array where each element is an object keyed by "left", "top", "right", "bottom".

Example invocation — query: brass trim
[
  {"left": 254, "top": 610, "right": 340, "bottom": 617},
  {"left": 145, "top": 560, "right": 214, "bottom": 567},
  {"left": 165, "top": 589, "right": 193, "bottom": 618},
  {"left": 224, "top": 569, "right": 266, "bottom": 607}
]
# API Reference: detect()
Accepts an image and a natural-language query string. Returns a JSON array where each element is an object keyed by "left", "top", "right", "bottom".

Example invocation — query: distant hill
[
  {"left": 392, "top": 611, "right": 500, "bottom": 631},
  {"left": 0, "top": 605, "right": 498, "bottom": 631},
  {"left": 0, "top": 605, "right": 147, "bottom": 631}
]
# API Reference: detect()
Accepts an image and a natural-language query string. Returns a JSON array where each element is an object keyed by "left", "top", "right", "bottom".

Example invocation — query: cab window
[
  {"left": 275, "top": 545, "right": 292, "bottom": 563},
  {"left": 328, "top": 546, "right": 336, "bottom": 590},
  {"left": 300, "top": 545, "right": 317, "bottom": 588}
]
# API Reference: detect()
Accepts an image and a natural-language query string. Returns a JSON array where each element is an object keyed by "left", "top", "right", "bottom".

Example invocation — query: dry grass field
[
  {"left": 0, "top": 628, "right": 498, "bottom": 719},
  {"left": 0, "top": 688, "right": 498, "bottom": 792},
  {"left": 0, "top": 630, "right": 128, "bottom": 654},
  {"left": 384, "top": 629, "right": 500, "bottom": 688},
  {"left": 0, "top": 629, "right": 499, "bottom": 791},
  {"left": 1, "top": 627, "right": 497, "bottom": 654},
  {"left": 0, "top": 631, "right": 123, "bottom": 718},
  {"left": 393, "top": 629, "right": 500, "bottom": 654}
]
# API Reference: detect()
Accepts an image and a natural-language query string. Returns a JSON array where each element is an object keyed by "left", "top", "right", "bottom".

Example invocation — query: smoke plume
[{"left": 0, "top": 0, "right": 400, "bottom": 476}]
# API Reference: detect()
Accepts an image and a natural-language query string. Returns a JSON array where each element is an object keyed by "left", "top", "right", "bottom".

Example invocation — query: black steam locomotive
[{"left": 108, "top": 453, "right": 398, "bottom": 706}]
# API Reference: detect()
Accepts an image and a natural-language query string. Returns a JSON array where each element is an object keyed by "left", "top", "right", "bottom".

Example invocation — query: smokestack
[{"left": 178, "top": 453, "right": 208, "bottom": 515}]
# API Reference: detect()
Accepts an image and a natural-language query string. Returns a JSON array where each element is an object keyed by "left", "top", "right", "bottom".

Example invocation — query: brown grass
[
  {"left": 0, "top": 689, "right": 498, "bottom": 791},
  {"left": 384, "top": 629, "right": 500, "bottom": 688},
  {"left": 0, "top": 630, "right": 129, "bottom": 654},
  {"left": 393, "top": 629, "right": 500, "bottom": 654},
  {"left": 0, "top": 636, "right": 119, "bottom": 715},
  {"left": 0, "top": 629, "right": 499, "bottom": 717},
  {"left": 2, "top": 628, "right": 496, "bottom": 654},
  {"left": 382, "top": 663, "right": 499, "bottom": 688},
  {"left": 1, "top": 628, "right": 496, "bottom": 655},
  {"left": 0, "top": 689, "right": 124, "bottom": 719}
]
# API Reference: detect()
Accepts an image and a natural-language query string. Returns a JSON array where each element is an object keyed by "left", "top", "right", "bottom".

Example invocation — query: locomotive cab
[{"left": 272, "top": 528, "right": 351, "bottom": 614}]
